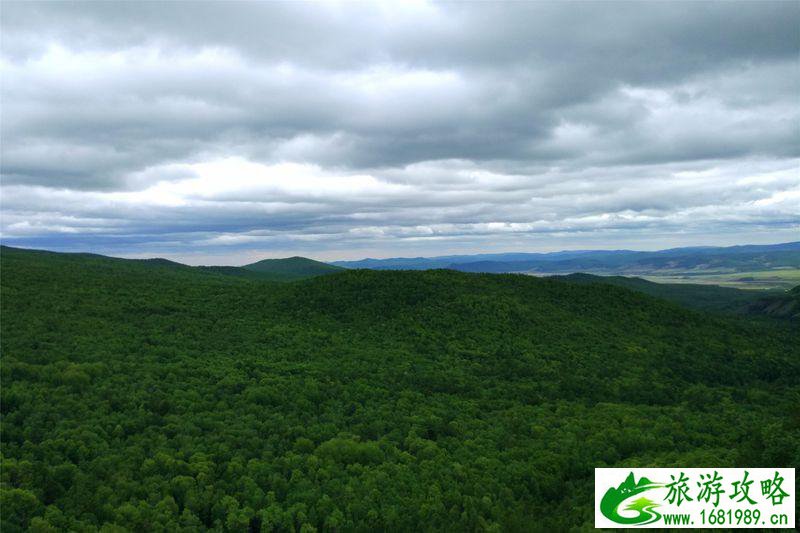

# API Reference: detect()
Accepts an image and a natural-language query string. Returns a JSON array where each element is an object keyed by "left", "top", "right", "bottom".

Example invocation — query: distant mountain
[
  {"left": 243, "top": 256, "right": 344, "bottom": 280},
  {"left": 333, "top": 242, "right": 800, "bottom": 275},
  {"left": 332, "top": 249, "right": 636, "bottom": 270},
  {"left": 452, "top": 249, "right": 800, "bottom": 275}
]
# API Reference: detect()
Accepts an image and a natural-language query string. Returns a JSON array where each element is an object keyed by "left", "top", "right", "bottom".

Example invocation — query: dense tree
[{"left": 1, "top": 247, "right": 798, "bottom": 531}]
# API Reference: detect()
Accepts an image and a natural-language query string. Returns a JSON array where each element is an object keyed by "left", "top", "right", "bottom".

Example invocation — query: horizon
[
  {"left": 1, "top": 2, "right": 799, "bottom": 265},
  {"left": 3, "top": 237, "right": 797, "bottom": 267}
]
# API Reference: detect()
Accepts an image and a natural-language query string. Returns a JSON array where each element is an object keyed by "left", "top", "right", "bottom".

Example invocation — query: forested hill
[
  {"left": 243, "top": 256, "right": 344, "bottom": 280},
  {"left": 0, "top": 246, "right": 343, "bottom": 283},
  {"left": 552, "top": 273, "right": 796, "bottom": 317},
  {"left": 2, "top": 248, "right": 798, "bottom": 531},
  {"left": 745, "top": 285, "right": 800, "bottom": 320}
]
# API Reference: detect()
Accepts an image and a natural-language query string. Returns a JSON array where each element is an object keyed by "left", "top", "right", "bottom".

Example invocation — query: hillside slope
[
  {"left": 552, "top": 273, "right": 789, "bottom": 315},
  {"left": 745, "top": 285, "right": 800, "bottom": 320},
  {"left": 1, "top": 249, "right": 798, "bottom": 531}
]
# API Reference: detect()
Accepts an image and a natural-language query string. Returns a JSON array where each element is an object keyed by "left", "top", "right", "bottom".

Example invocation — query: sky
[{"left": 1, "top": 1, "right": 798, "bottom": 265}]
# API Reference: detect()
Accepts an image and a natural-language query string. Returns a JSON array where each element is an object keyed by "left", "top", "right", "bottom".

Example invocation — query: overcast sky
[{"left": 1, "top": 1, "right": 798, "bottom": 264}]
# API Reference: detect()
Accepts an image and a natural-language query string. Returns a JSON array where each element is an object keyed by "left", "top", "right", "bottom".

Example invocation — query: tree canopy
[{"left": 1, "top": 247, "right": 798, "bottom": 531}]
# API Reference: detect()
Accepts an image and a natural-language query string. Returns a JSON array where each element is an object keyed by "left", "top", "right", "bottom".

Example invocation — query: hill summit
[{"left": 243, "top": 256, "right": 344, "bottom": 280}]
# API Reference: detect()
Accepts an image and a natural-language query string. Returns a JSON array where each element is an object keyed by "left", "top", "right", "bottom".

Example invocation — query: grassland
[{"left": 641, "top": 268, "right": 800, "bottom": 290}]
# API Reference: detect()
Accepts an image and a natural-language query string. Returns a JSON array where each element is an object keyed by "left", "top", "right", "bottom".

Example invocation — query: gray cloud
[{"left": 1, "top": 1, "right": 798, "bottom": 261}]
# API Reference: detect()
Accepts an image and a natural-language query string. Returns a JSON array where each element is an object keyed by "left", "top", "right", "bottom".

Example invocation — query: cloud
[{"left": 1, "top": 1, "right": 798, "bottom": 261}]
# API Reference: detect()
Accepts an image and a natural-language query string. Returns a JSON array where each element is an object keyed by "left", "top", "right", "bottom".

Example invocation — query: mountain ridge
[
  {"left": 0, "top": 245, "right": 343, "bottom": 283},
  {"left": 332, "top": 241, "right": 800, "bottom": 270}
]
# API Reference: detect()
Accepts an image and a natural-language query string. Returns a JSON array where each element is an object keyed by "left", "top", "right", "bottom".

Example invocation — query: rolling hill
[
  {"left": 0, "top": 246, "right": 344, "bottom": 283},
  {"left": 242, "top": 256, "right": 344, "bottom": 280},
  {"left": 1, "top": 247, "right": 798, "bottom": 531},
  {"left": 551, "top": 273, "right": 794, "bottom": 316}
]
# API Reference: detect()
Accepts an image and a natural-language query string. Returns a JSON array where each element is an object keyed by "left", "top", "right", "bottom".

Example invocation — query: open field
[{"left": 640, "top": 268, "right": 800, "bottom": 290}]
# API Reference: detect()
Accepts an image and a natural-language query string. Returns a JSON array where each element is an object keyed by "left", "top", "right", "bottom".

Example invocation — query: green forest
[{"left": 1, "top": 246, "right": 798, "bottom": 532}]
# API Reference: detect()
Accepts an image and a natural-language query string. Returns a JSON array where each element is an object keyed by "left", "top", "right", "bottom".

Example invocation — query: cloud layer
[{"left": 2, "top": 1, "right": 798, "bottom": 263}]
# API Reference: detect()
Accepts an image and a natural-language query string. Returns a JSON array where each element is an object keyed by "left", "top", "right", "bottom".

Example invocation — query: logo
[
  {"left": 600, "top": 472, "right": 663, "bottom": 526},
  {"left": 595, "top": 468, "right": 795, "bottom": 529}
]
